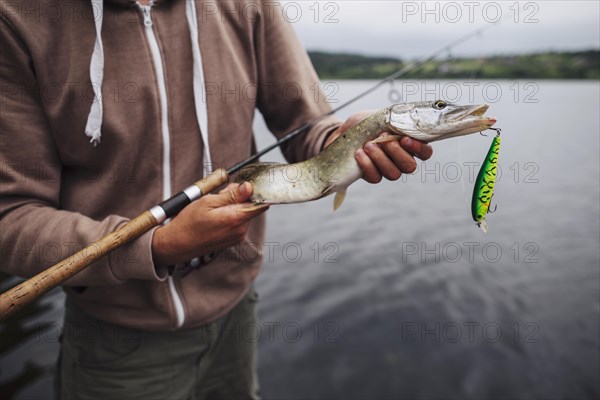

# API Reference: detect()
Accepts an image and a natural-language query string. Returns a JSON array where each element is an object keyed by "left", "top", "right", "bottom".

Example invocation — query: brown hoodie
[{"left": 0, "top": 0, "right": 340, "bottom": 330}]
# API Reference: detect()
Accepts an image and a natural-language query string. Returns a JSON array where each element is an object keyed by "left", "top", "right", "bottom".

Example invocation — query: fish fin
[
  {"left": 371, "top": 135, "right": 403, "bottom": 144},
  {"left": 333, "top": 190, "right": 346, "bottom": 211},
  {"left": 236, "top": 162, "right": 282, "bottom": 182},
  {"left": 477, "top": 219, "right": 489, "bottom": 234}
]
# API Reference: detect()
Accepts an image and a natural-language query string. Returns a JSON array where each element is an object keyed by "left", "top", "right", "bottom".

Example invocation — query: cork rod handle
[{"left": 0, "top": 169, "right": 229, "bottom": 320}]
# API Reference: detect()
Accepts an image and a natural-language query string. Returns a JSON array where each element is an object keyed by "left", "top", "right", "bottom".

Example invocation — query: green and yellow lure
[{"left": 471, "top": 129, "right": 501, "bottom": 233}]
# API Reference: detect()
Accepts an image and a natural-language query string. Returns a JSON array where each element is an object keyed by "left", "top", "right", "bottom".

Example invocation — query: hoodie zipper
[{"left": 138, "top": 2, "right": 186, "bottom": 329}]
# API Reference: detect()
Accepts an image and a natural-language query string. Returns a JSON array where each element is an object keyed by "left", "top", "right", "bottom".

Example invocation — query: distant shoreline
[{"left": 307, "top": 50, "right": 600, "bottom": 80}]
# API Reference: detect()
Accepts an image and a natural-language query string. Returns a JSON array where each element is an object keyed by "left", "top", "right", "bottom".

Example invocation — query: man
[{"left": 0, "top": 0, "right": 432, "bottom": 398}]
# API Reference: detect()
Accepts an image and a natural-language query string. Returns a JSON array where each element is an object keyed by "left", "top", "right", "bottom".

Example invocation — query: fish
[
  {"left": 238, "top": 100, "right": 497, "bottom": 210},
  {"left": 472, "top": 130, "right": 501, "bottom": 233}
]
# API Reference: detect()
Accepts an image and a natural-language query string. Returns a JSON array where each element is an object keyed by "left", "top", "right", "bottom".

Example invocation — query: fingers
[
  {"left": 355, "top": 148, "right": 382, "bottom": 184},
  {"left": 376, "top": 133, "right": 418, "bottom": 174},
  {"left": 358, "top": 133, "right": 417, "bottom": 182},
  {"left": 364, "top": 141, "right": 403, "bottom": 181},
  {"left": 400, "top": 136, "right": 433, "bottom": 161},
  {"left": 216, "top": 194, "right": 267, "bottom": 221},
  {"left": 230, "top": 202, "right": 269, "bottom": 220},
  {"left": 210, "top": 182, "right": 253, "bottom": 206},
  {"left": 201, "top": 181, "right": 268, "bottom": 228},
  {"left": 356, "top": 132, "right": 435, "bottom": 184},
  {"left": 238, "top": 203, "right": 270, "bottom": 213},
  {"left": 218, "top": 205, "right": 268, "bottom": 246},
  {"left": 153, "top": 181, "right": 266, "bottom": 266},
  {"left": 218, "top": 183, "right": 238, "bottom": 194}
]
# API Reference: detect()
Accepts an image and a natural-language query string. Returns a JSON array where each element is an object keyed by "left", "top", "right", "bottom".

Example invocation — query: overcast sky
[{"left": 280, "top": 0, "right": 600, "bottom": 59}]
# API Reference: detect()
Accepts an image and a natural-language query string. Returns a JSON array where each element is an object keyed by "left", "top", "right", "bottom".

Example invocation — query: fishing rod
[{"left": 0, "top": 21, "right": 504, "bottom": 319}]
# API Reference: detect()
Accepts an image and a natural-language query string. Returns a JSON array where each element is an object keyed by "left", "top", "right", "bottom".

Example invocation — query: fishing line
[
  {"left": 456, "top": 53, "right": 492, "bottom": 211},
  {"left": 448, "top": 10, "right": 516, "bottom": 225},
  {"left": 228, "top": 19, "right": 506, "bottom": 175}
]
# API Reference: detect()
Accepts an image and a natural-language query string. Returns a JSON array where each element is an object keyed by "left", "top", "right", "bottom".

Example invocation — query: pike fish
[{"left": 238, "top": 100, "right": 497, "bottom": 210}]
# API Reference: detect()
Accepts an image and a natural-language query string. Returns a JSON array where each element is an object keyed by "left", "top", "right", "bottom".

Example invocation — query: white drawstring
[
  {"left": 85, "top": 0, "right": 212, "bottom": 174},
  {"left": 185, "top": 1, "right": 212, "bottom": 176},
  {"left": 85, "top": 0, "right": 105, "bottom": 146}
]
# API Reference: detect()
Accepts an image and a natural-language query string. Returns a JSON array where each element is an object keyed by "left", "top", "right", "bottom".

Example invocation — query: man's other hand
[{"left": 324, "top": 111, "right": 433, "bottom": 183}]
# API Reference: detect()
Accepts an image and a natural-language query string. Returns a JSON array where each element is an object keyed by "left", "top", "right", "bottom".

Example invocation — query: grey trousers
[{"left": 54, "top": 289, "right": 260, "bottom": 400}]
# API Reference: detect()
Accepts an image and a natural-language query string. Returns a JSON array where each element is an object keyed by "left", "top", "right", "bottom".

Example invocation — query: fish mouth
[
  {"left": 467, "top": 104, "right": 497, "bottom": 126},
  {"left": 387, "top": 102, "right": 497, "bottom": 143},
  {"left": 451, "top": 103, "right": 496, "bottom": 128},
  {"left": 451, "top": 104, "right": 492, "bottom": 121},
  {"left": 430, "top": 104, "right": 496, "bottom": 142},
  {"left": 468, "top": 104, "right": 489, "bottom": 117}
]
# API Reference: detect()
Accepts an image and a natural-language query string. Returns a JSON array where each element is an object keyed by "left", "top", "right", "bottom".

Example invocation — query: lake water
[{"left": 2, "top": 80, "right": 599, "bottom": 399}]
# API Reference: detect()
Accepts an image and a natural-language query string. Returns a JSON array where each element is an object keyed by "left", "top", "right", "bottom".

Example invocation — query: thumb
[{"left": 212, "top": 182, "right": 253, "bottom": 206}]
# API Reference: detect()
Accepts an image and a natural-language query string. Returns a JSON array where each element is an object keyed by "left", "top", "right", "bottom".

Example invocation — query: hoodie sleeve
[
  {"left": 254, "top": 1, "right": 342, "bottom": 163},
  {"left": 0, "top": 16, "right": 167, "bottom": 287}
]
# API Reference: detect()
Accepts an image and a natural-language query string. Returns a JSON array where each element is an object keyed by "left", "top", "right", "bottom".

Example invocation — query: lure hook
[
  {"left": 480, "top": 127, "right": 502, "bottom": 137},
  {"left": 487, "top": 194, "right": 498, "bottom": 214}
]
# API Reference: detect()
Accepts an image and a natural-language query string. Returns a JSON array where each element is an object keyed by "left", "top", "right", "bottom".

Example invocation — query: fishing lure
[{"left": 472, "top": 128, "right": 501, "bottom": 233}]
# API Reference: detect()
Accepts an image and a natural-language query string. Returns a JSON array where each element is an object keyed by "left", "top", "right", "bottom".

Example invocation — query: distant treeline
[{"left": 307, "top": 50, "right": 600, "bottom": 80}]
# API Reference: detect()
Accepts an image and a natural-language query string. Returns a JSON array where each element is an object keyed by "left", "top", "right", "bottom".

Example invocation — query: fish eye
[{"left": 432, "top": 100, "right": 447, "bottom": 110}]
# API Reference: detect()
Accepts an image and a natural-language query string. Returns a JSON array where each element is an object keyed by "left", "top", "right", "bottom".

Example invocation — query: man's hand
[
  {"left": 324, "top": 111, "right": 433, "bottom": 183},
  {"left": 151, "top": 182, "right": 268, "bottom": 266}
]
